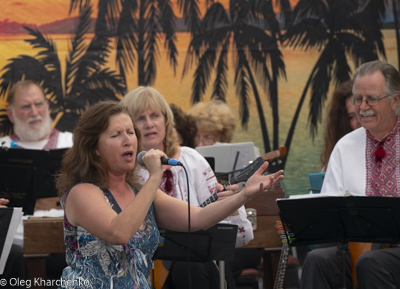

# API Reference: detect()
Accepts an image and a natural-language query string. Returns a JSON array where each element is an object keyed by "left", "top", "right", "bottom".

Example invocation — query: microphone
[{"left": 137, "top": 151, "right": 183, "bottom": 167}]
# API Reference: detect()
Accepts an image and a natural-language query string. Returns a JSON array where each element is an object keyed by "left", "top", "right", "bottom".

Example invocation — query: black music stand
[
  {"left": 0, "top": 148, "right": 67, "bottom": 215},
  {"left": 153, "top": 223, "right": 238, "bottom": 289},
  {"left": 153, "top": 223, "right": 238, "bottom": 262},
  {"left": 277, "top": 196, "right": 400, "bottom": 289}
]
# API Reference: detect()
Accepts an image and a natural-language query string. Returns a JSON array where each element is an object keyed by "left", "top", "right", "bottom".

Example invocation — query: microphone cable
[{"left": 181, "top": 164, "right": 192, "bottom": 289}]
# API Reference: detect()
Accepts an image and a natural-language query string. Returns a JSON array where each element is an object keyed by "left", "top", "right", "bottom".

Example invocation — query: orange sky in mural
[
  {"left": 1, "top": 0, "right": 300, "bottom": 25},
  {"left": 173, "top": 0, "right": 300, "bottom": 17},
  {"left": 1, "top": 0, "right": 84, "bottom": 25}
]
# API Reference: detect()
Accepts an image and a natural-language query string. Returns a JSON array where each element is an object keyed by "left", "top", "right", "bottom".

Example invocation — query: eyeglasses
[
  {"left": 196, "top": 133, "right": 217, "bottom": 146},
  {"left": 350, "top": 94, "right": 397, "bottom": 106}
]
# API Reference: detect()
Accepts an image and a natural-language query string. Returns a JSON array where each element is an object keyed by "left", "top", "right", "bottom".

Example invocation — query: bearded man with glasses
[{"left": 300, "top": 60, "right": 400, "bottom": 289}]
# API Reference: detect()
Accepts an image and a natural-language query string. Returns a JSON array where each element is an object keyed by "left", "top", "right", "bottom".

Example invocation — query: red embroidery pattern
[
  {"left": 365, "top": 120, "right": 400, "bottom": 197},
  {"left": 44, "top": 129, "right": 59, "bottom": 149},
  {"left": 11, "top": 128, "right": 59, "bottom": 149},
  {"left": 159, "top": 169, "right": 175, "bottom": 197},
  {"left": 374, "top": 145, "right": 386, "bottom": 167},
  {"left": 207, "top": 185, "right": 216, "bottom": 194}
]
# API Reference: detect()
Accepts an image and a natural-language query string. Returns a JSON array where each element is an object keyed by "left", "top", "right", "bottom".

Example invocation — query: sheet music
[
  {"left": 0, "top": 207, "right": 23, "bottom": 274},
  {"left": 196, "top": 142, "right": 258, "bottom": 173}
]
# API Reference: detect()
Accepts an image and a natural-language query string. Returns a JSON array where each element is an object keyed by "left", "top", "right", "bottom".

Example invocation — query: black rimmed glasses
[{"left": 350, "top": 94, "right": 397, "bottom": 106}]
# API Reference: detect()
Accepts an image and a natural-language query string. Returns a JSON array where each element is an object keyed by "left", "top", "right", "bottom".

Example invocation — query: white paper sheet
[{"left": 0, "top": 207, "right": 23, "bottom": 274}]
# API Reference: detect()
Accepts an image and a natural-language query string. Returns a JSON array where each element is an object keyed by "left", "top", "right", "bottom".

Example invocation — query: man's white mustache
[
  {"left": 28, "top": 116, "right": 42, "bottom": 124},
  {"left": 360, "top": 110, "right": 375, "bottom": 117}
]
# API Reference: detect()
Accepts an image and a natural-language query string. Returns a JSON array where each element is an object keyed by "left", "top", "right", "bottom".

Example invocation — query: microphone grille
[{"left": 137, "top": 151, "right": 147, "bottom": 167}]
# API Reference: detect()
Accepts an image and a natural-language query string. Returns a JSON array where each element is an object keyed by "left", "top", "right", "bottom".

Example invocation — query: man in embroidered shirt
[
  {"left": 300, "top": 60, "right": 400, "bottom": 289},
  {"left": 0, "top": 80, "right": 73, "bottom": 283},
  {"left": 1, "top": 80, "right": 73, "bottom": 212}
]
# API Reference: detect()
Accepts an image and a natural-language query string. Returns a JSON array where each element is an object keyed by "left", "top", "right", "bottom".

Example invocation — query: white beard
[{"left": 12, "top": 109, "right": 53, "bottom": 142}]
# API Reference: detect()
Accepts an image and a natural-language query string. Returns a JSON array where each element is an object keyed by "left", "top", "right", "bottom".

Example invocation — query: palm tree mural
[
  {"left": 386, "top": 0, "right": 400, "bottom": 67},
  {"left": 181, "top": 0, "right": 291, "bottom": 157},
  {"left": 0, "top": 3, "right": 125, "bottom": 133},
  {"left": 282, "top": 0, "right": 386, "bottom": 167},
  {"left": 70, "top": 0, "right": 178, "bottom": 87}
]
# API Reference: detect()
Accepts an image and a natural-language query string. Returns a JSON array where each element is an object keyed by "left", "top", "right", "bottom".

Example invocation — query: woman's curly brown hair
[
  {"left": 320, "top": 81, "right": 354, "bottom": 170},
  {"left": 169, "top": 103, "right": 197, "bottom": 148}
]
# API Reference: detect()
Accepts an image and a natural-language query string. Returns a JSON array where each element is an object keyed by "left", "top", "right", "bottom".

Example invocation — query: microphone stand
[{"left": 336, "top": 241, "right": 349, "bottom": 289}]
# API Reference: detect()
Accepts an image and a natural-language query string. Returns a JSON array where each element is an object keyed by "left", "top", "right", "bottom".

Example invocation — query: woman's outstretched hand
[
  {"left": 0, "top": 198, "right": 9, "bottom": 208},
  {"left": 242, "top": 161, "right": 284, "bottom": 200}
]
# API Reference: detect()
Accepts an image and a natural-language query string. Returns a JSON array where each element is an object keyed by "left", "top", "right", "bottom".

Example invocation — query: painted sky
[
  {"left": 1, "top": 0, "right": 300, "bottom": 25},
  {"left": 1, "top": 0, "right": 86, "bottom": 24}
]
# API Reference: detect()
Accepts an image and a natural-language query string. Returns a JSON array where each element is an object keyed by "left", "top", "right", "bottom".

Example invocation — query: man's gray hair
[
  {"left": 7, "top": 80, "right": 45, "bottom": 106},
  {"left": 353, "top": 60, "right": 400, "bottom": 115}
]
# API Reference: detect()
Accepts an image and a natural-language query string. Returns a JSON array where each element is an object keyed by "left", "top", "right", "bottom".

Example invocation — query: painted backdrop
[{"left": 0, "top": 0, "right": 398, "bottom": 195}]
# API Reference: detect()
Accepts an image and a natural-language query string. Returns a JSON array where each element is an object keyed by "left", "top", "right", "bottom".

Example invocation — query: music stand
[
  {"left": 153, "top": 224, "right": 238, "bottom": 289},
  {"left": 277, "top": 196, "right": 400, "bottom": 289},
  {"left": 154, "top": 223, "right": 238, "bottom": 262},
  {"left": 0, "top": 148, "right": 67, "bottom": 215}
]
